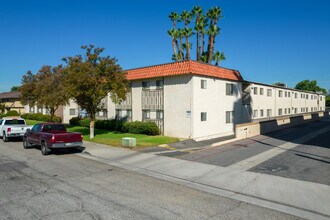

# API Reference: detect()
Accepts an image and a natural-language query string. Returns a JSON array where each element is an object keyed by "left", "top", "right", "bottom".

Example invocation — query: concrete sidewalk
[{"left": 79, "top": 141, "right": 330, "bottom": 220}]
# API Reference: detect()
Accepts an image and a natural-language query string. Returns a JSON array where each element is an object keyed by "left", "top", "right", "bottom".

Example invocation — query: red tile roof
[{"left": 126, "top": 60, "right": 243, "bottom": 81}]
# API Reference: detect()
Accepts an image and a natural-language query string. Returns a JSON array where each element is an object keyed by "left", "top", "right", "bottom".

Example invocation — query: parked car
[
  {"left": 0, "top": 117, "right": 33, "bottom": 142},
  {"left": 23, "top": 123, "right": 83, "bottom": 155}
]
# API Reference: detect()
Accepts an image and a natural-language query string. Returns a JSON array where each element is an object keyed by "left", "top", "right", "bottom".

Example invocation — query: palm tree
[
  {"left": 177, "top": 28, "right": 185, "bottom": 60},
  {"left": 192, "top": 6, "right": 203, "bottom": 61},
  {"left": 169, "top": 12, "right": 180, "bottom": 29},
  {"left": 213, "top": 51, "right": 226, "bottom": 66},
  {"left": 183, "top": 27, "right": 194, "bottom": 59},
  {"left": 167, "top": 28, "right": 179, "bottom": 61},
  {"left": 206, "top": 7, "right": 223, "bottom": 63},
  {"left": 206, "top": 24, "right": 220, "bottom": 63},
  {"left": 180, "top": 11, "right": 193, "bottom": 60}
]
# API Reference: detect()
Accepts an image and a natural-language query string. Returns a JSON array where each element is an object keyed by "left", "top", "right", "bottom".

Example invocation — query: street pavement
[
  {"left": 0, "top": 139, "right": 298, "bottom": 219},
  {"left": 0, "top": 119, "right": 329, "bottom": 219}
]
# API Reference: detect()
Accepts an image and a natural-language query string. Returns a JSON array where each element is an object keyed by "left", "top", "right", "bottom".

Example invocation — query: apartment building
[
  {"left": 0, "top": 91, "right": 25, "bottom": 114},
  {"left": 23, "top": 60, "right": 326, "bottom": 140}
]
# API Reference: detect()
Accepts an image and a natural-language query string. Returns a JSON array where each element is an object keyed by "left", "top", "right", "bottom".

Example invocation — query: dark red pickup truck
[{"left": 23, "top": 123, "right": 83, "bottom": 155}]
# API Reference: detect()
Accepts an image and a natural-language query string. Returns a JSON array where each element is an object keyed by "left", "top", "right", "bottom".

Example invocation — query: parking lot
[{"left": 154, "top": 119, "right": 330, "bottom": 185}]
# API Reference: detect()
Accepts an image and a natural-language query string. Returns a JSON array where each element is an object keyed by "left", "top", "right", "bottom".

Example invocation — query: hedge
[
  {"left": 69, "top": 117, "right": 160, "bottom": 135},
  {"left": 21, "top": 113, "right": 61, "bottom": 122},
  {"left": 5, "top": 110, "right": 19, "bottom": 116}
]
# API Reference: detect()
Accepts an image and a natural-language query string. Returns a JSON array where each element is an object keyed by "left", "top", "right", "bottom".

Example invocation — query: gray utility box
[{"left": 122, "top": 137, "right": 137, "bottom": 148}]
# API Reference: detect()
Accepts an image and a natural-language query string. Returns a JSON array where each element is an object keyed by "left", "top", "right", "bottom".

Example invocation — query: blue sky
[{"left": 0, "top": 0, "right": 329, "bottom": 93}]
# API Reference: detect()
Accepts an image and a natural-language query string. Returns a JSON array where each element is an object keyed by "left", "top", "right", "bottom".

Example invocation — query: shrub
[
  {"left": 69, "top": 117, "right": 80, "bottom": 126},
  {"left": 5, "top": 110, "right": 19, "bottom": 116},
  {"left": 123, "top": 121, "right": 160, "bottom": 135},
  {"left": 0, "top": 113, "right": 4, "bottom": 119},
  {"left": 79, "top": 118, "right": 90, "bottom": 127},
  {"left": 20, "top": 113, "right": 61, "bottom": 122}
]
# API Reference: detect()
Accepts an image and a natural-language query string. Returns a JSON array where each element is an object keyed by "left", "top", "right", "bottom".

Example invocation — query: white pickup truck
[{"left": 0, "top": 117, "right": 33, "bottom": 142}]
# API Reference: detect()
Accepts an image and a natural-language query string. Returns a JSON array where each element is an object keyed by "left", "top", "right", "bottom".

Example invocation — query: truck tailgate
[{"left": 53, "top": 132, "right": 82, "bottom": 143}]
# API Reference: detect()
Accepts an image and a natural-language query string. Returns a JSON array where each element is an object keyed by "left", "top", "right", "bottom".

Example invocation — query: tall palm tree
[
  {"left": 167, "top": 28, "right": 179, "bottom": 61},
  {"left": 206, "top": 24, "right": 220, "bottom": 63},
  {"left": 192, "top": 6, "right": 203, "bottom": 61},
  {"left": 183, "top": 27, "right": 194, "bottom": 60},
  {"left": 169, "top": 12, "right": 180, "bottom": 29},
  {"left": 177, "top": 28, "right": 185, "bottom": 60},
  {"left": 180, "top": 11, "right": 193, "bottom": 60},
  {"left": 213, "top": 51, "right": 226, "bottom": 66},
  {"left": 206, "top": 6, "right": 223, "bottom": 63}
]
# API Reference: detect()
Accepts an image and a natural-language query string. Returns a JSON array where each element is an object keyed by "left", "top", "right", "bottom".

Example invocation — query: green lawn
[
  {"left": 25, "top": 119, "right": 45, "bottom": 125},
  {"left": 25, "top": 120, "right": 179, "bottom": 148}
]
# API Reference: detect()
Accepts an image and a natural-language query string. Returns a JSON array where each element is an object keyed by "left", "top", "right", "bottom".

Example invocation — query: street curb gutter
[{"left": 78, "top": 152, "right": 329, "bottom": 220}]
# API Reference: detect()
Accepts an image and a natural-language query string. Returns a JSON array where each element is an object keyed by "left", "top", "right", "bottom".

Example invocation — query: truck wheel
[
  {"left": 3, "top": 132, "right": 8, "bottom": 142},
  {"left": 41, "top": 142, "right": 50, "bottom": 156},
  {"left": 23, "top": 137, "right": 31, "bottom": 149}
]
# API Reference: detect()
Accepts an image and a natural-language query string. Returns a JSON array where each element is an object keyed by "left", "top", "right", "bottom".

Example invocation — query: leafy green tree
[
  {"left": 294, "top": 80, "right": 327, "bottom": 94},
  {"left": 20, "top": 65, "right": 68, "bottom": 121},
  {"left": 62, "top": 45, "right": 128, "bottom": 139},
  {"left": 272, "top": 82, "right": 287, "bottom": 87},
  {"left": 20, "top": 71, "right": 38, "bottom": 108},
  {"left": 10, "top": 86, "right": 20, "bottom": 92}
]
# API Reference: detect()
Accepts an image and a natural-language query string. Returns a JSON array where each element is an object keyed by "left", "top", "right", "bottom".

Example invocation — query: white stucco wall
[
  {"left": 163, "top": 75, "right": 192, "bottom": 138},
  {"left": 192, "top": 75, "right": 242, "bottom": 140}
]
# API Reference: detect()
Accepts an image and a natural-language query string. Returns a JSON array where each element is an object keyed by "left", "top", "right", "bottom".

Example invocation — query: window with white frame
[
  {"left": 156, "top": 110, "right": 163, "bottom": 119},
  {"left": 226, "top": 83, "right": 234, "bottom": 95},
  {"left": 201, "top": 112, "right": 207, "bottom": 121},
  {"left": 156, "top": 80, "right": 164, "bottom": 89},
  {"left": 279, "top": 90, "right": 283, "bottom": 97},
  {"left": 201, "top": 80, "right": 207, "bottom": 89},
  {"left": 295, "top": 108, "right": 298, "bottom": 114},
  {"left": 285, "top": 91, "right": 287, "bottom": 97},
  {"left": 126, "top": 110, "right": 132, "bottom": 118},
  {"left": 254, "top": 87, "right": 258, "bottom": 95},
  {"left": 69, "top": 108, "right": 76, "bottom": 115},
  {"left": 116, "top": 109, "right": 123, "bottom": 118},
  {"left": 226, "top": 111, "right": 234, "bottom": 123},
  {"left": 267, "top": 89, "right": 272, "bottom": 97},
  {"left": 260, "top": 88, "right": 264, "bottom": 95},
  {"left": 295, "top": 93, "right": 298, "bottom": 98},
  {"left": 278, "top": 109, "right": 283, "bottom": 115},
  {"left": 253, "top": 110, "right": 258, "bottom": 118},
  {"left": 142, "top": 81, "right": 150, "bottom": 90},
  {"left": 306, "top": 94, "right": 309, "bottom": 99},
  {"left": 288, "top": 108, "right": 290, "bottom": 114},
  {"left": 267, "top": 109, "right": 272, "bottom": 117},
  {"left": 284, "top": 108, "right": 287, "bottom": 114},
  {"left": 260, "top": 109, "right": 264, "bottom": 117},
  {"left": 142, "top": 110, "right": 150, "bottom": 120},
  {"left": 288, "top": 92, "right": 290, "bottom": 97}
]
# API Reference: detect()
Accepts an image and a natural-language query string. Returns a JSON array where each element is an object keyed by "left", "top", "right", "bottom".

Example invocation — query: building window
[
  {"left": 260, "top": 88, "right": 264, "bottom": 95},
  {"left": 285, "top": 91, "right": 287, "bottom": 97},
  {"left": 278, "top": 109, "right": 282, "bottom": 116},
  {"left": 30, "top": 107, "right": 34, "bottom": 113},
  {"left": 311, "top": 95, "right": 313, "bottom": 100},
  {"left": 306, "top": 94, "right": 308, "bottom": 99},
  {"left": 288, "top": 92, "right": 290, "bottom": 97},
  {"left": 320, "top": 96, "right": 322, "bottom": 101},
  {"left": 253, "top": 87, "right": 258, "bottom": 95},
  {"left": 142, "top": 110, "right": 150, "bottom": 120},
  {"left": 156, "top": 110, "right": 163, "bottom": 119},
  {"left": 142, "top": 81, "right": 150, "bottom": 90},
  {"left": 295, "top": 108, "right": 298, "bottom": 114},
  {"left": 284, "top": 108, "right": 287, "bottom": 114},
  {"left": 279, "top": 90, "right": 283, "bottom": 97},
  {"left": 295, "top": 93, "right": 298, "bottom": 99},
  {"left": 37, "top": 107, "right": 42, "bottom": 113},
  {"left": 288, "top": 108, "right": 290, "bottom": 114},
  {"left": 267, "top": 89, "right": 272, "bottom": 97},
  {"left": 201, "top": 112, "right": 207, "bottom": 121},
  {"left": 126, "top": 109, "right": 132, "bottom": 118},
  {"left": 253, "top": 110, "right": 258, "bottom": 118},
  {"left": 69, "top": 108, "right": 76, "bottom": 116},
  {"left": 226, "top": 111, "right": 234, "bottom": 123},
  {"left": 201, "top": 80, "right": 207, "bottom": 89},
  {"left": 260, "top": 109, "right": 264, "bottom": 117},
  {"left": 226, "top": 83, "right": 235, "bottom": 95},
  {"left": 267, "top": 109, "right": 272, "bottom": 117},
  {"left": 116, "top": 109, "right": 123, "bottom": 118},
  {"left": 156, "top": 80, "right": 164, "bottom": 89}
]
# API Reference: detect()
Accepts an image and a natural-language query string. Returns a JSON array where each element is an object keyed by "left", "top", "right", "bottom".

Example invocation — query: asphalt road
[
  {"left": 168, "top": 120, "right": 330, "bottom": 185},
  {"left": 0, "top": 141, "right": 298, "bottom": 219}
]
